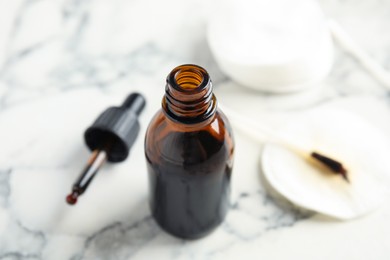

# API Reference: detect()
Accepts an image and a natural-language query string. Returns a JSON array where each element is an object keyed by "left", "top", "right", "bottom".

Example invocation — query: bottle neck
[{"left": 162, "top": 64, "right": 217, "bottom": 125}]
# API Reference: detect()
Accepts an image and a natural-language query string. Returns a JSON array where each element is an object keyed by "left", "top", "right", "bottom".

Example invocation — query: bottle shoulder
[
  {"left": 145, "top": 108, "right": 233, "bottom": 141},
  {"left": 145, "top": 108, "right": 234, "bottom": 165}
]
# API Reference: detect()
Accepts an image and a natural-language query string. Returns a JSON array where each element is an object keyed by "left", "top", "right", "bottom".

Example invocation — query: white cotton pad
[
  {"left": 261, "top": 108, "right": 390, "bottom": 220},
  {"left": 207, "top": 0, "right": 333, "bottom": 93}
]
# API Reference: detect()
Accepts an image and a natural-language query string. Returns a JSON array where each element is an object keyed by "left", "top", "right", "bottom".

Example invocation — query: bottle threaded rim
[{"left": 163, "top": 64, "right": 217, "bottom": 124}]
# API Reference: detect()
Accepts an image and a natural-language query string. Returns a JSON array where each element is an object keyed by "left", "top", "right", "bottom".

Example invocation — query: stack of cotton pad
[
  {"left": 261, "top": 108, "right": 390, "bottom": 219},
  {"left": 207, "top": 0, "right": 333, "bottom": 93}
]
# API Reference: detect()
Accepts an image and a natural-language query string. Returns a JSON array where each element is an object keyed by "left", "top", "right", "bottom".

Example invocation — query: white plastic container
[{"left": 207, "top": 0, "right": 334, "bottom": 93}]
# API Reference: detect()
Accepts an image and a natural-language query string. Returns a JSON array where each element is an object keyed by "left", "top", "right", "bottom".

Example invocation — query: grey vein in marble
[{"left": 0, "top": 169, "right": 11, "bottom": 207}]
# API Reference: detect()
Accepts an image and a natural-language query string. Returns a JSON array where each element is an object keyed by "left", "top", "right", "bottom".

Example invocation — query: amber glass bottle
[{"left": 145, "top": 64, "right": 234, "bottom": 239}]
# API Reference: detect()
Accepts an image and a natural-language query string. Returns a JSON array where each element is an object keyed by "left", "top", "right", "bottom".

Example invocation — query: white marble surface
[{"left": 1, "top": 0, "right": 390, "bottom": 259}]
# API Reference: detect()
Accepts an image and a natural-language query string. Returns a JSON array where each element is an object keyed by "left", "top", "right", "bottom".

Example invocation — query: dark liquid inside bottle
[
  {"left": 145, "top": 64, "right": 234, "bottom": 239},
  {"left": 146, "top": 130, "right": 232, "bottom": 239}
]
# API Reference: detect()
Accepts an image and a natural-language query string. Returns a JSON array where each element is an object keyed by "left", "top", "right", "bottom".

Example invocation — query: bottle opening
[
  {"left": 169, "top": 65, "right": 209, "bottom": 92},
  {"left": 174, "top": 68, "right": 204, "bottom": 90}
]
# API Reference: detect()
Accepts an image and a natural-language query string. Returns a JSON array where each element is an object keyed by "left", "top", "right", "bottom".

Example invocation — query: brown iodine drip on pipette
[
  {"left": 66, "top": 150, "right": 107, "bottom": 205},
  {"left": 311, "top": 152, "right": 349, "bottom": 183}
]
